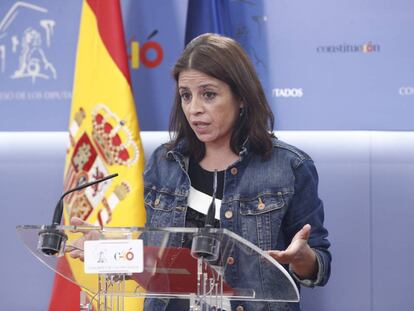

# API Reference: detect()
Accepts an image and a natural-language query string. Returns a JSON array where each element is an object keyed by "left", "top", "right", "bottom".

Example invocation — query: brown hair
[{"left": 168, "top": 33, "right": 274, "bottom": 160}]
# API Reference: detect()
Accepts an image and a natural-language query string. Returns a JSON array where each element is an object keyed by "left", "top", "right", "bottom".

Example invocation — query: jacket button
[
  {"left": 258, "top": 202, "right": 265, "bottom": 210},
  {"left": 230, "top": 167, "right": 238, "bottom": 175},
  {"left": 236, "top": 306, "right": 244, "bottom": 311},
  {"left": 224, "top": 210, "right": 233, "bottom": 219},
  {"left": 227, "top": 256, "right": 235, "bottom": 265},
  {"left": 154, "top": 198, "right": 160, "bottom": 206}
]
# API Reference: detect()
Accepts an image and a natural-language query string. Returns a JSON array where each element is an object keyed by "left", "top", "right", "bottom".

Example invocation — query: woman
[{"left": 143, "top": 33, "right": 331, "bottom": 311}]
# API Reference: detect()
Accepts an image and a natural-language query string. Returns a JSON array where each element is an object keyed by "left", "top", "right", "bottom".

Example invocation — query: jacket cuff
[{"left": 289, "top": 248, "right": 324, "bottom": 287}]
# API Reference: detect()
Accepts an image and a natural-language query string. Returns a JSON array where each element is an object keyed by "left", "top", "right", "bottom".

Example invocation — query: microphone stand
[
  {"left": 190, "top": 170, "right": 221, "bottom": 262},
  {"left": 38, "top": 173, "right": 118, "bottom": 256}
]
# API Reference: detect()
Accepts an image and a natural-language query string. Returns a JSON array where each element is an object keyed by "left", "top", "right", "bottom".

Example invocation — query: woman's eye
[
  {"left": 180, "top": 92, "right": 191, "bottom": 102},
  {"left": 203, "top": 91, "right": 216, "bottom": 100}
]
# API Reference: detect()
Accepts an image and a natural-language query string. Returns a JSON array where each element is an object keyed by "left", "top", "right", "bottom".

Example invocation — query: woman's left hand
[{"left": 268, "top": 224, "right": 317, "bottom": 279}]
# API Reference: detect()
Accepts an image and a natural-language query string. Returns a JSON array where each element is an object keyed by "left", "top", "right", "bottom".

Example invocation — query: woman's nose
[{"left": 188, "top": 96, "right": 203, "bottom": 114}]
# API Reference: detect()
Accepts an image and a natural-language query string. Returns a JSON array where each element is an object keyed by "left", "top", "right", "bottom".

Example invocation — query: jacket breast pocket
[
  {"left": 145, "top": 189, "right": 177, "bottom": 228},
  {"left": 239, "top": 194, "right": 287, "bottom": 250}
]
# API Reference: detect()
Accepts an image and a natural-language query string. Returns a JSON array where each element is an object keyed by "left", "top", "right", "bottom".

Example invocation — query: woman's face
[{"left": 178, "top": 69, "right": 242, "bottom": 148}]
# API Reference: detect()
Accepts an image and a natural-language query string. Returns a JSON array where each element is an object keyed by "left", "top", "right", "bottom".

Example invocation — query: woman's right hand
[{"left": 67, "top": 216, "right": 99, "bottom": 261}]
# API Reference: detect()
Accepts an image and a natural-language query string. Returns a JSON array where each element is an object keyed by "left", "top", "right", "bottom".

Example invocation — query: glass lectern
[{"left": 17, "top": 225, "right": 299, "bottom": 310}]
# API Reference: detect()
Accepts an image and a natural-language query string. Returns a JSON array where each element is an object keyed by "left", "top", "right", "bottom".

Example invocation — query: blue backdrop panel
[
  {"left": 265, "top": 0, "right": 414, "bottom": 130},
  {"left": 282, "top": 132, "right": 372, "bottom": 311},
  {"left": 0, "top": 0, "right": 81, "bottom": 131},
  {"left": 5, "top": 131, "right": 414, "bottom": 310},
  {"left": 0, "top": 132, "right": 64, "bottom": 310},
  {"left": 1, "top": 0, "right": 413, "bottom": 131},
  {"left": 371, "top": 133, "right": 414, "bottom": 310},
  {"left": 121, "top": 0, "right": 187, "bottom": 131}
]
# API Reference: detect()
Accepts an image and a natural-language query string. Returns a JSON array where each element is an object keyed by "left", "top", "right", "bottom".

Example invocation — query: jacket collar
[
  {"left": 167, "top": 136, "right": 252, "bottom": 162},
  {"left": 166, "top": 138, "right": 187, "bottom": 159}
]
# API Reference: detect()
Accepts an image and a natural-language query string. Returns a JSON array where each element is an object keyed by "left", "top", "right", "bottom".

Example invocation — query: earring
[{"left": 239, "top": 107, "right": 244, "bottom": 117}]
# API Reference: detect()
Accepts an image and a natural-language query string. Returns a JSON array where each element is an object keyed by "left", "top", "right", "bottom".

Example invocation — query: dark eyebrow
[
  {"left": 199, "top": 83, "right": 219, "bottom": 89},
  {"left": 178, "top": 83, "right": 219, "bottom": 91}
]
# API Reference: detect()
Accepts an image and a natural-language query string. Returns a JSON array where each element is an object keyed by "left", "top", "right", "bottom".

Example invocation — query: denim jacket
[{"left": 143, "top": 137, "right": 331, "bottom": 311}]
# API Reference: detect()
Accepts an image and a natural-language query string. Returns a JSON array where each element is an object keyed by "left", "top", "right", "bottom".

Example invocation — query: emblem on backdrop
[{"left": 0, "top": 2, "right": 57, "bottom": 83}]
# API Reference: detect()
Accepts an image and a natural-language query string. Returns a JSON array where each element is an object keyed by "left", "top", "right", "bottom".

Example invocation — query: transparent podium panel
[{"left": 17, "top": 225, "right": 299, "bottom": 310}]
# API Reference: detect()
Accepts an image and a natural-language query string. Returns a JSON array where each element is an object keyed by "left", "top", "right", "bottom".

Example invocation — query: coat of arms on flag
[{"left": 64, "top": 104, "right": 139, "bottom": 226}]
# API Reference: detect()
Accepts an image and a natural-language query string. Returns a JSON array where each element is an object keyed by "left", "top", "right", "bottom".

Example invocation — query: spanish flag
[{"left": 49, "top": 0, "right": 145, "bottom": 310}]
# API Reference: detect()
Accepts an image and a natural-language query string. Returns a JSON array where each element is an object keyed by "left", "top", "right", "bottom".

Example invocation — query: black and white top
[
  {"left": 166, "top": 158, "right": 226, "bottom": 311},
  {"left": 185, "top": 157, "right": 224, "bottom": 228}
]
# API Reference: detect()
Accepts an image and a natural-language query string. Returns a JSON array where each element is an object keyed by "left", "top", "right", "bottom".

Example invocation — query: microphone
[
  {"left": 38, "top": 173, "right": 118, "bottom": 256},
  {"left": 52, "top": 173, "right": 118, "bottom": 225},
  {"left": 204, "top": 169, "right": 217, "bottom": 228},
  {"left": 191, "top": 170, "right": 221, "bottom": 261}
]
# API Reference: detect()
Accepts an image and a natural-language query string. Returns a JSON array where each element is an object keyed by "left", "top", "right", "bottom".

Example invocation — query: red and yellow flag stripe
[{"left": 49, "top": 0, "right": 145, "bottom": 310}]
